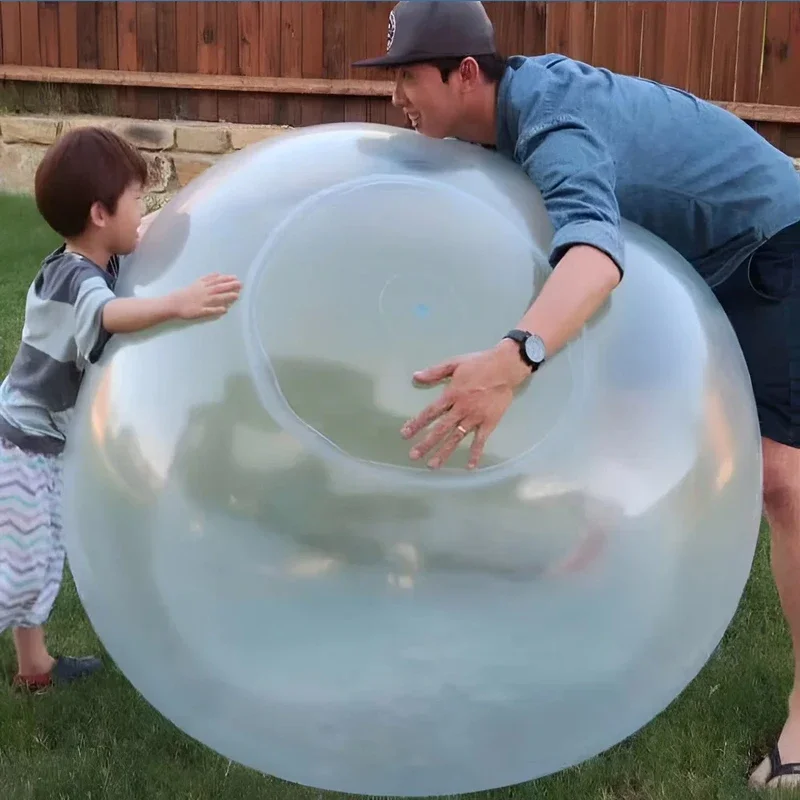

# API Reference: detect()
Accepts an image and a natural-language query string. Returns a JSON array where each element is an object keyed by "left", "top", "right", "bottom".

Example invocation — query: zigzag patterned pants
[{"left": 0, "top": 437, "right": 65, "bottom": 632}]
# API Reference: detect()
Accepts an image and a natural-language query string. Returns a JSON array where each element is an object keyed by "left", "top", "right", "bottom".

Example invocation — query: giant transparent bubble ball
[{"left": 63, "top": 123, "right": 762, "bottom": 797}]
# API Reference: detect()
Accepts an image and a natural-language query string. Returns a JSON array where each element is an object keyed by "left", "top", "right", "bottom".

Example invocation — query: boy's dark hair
[
  {"left": 427, "top": 53, "right": 508, "bottom": 84},
  {"left": 34, "top": 127, "right": 148, "bottom": 238}
]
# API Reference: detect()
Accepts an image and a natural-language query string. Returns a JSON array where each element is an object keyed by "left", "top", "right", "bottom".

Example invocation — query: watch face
[{"left": 524, "top": 334, "right": 546, "bottom": 364}]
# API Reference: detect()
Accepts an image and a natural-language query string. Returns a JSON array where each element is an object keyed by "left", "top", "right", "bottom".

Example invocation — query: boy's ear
[{"left": 88, "top": 200, "right": 110, "bottom": 229}]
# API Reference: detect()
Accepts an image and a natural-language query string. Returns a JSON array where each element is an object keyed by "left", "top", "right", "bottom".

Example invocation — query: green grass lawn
[{"left": 0, "top": 191, "right": 795, "bottom": 799}]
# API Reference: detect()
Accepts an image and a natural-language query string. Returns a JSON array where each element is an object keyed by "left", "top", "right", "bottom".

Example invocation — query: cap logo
[{"left": 387, "top": 10, "right": 396, "bottom": 51}]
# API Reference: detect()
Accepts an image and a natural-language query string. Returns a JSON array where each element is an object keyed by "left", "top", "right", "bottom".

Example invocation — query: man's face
[{"left": 392, "top": 63, "right": 464, "bottom": 139}]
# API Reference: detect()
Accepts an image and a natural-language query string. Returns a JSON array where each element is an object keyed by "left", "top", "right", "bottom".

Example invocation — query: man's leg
[
  {"left": 748, "top": 438, "right": 800, "bottom": 788},
  {"left": 764, "top": 438, "right": 800, "bottom": 753},
  {"left": 712, "top": 220, "right": 800, "bottom": 787}
]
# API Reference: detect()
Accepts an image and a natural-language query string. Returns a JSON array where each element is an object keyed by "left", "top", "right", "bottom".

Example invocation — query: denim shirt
[{"left": 495, "top": 55, "right": 800, "bottom": 286}]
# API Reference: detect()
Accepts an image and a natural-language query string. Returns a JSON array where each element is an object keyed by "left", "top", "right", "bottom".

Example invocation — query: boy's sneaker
[{"left": 12, "top": 655, "right": 103, "bottom": 692}]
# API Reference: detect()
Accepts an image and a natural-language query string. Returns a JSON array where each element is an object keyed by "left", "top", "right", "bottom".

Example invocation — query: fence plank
[
  {"left": 116, "top": 2, "right": 137, "bottom": 116},
  {"left": 343, "top": 1, "right": 367, "bottom": 124},
  {"left": 302, "top": 2, "right": 326, "bottom": 125},
  {"left": 760, "top": 1, "right": 800, "bottom": 106},
  {"left": 0, "top": 3, "right": 21, "bottom": 65},
  {"left": 735, "top": 1, "right": 766, "bottom": 102},
  {"left": 546, "top": 2, "right": 594, "bottom": 63},
  {"left": 135, "top": 1, "right": 158, "bottom": 118},
  {"left": 18, "top": 1, "right": 42, "bottom": 111},
  {"left": 77, "top": 3, "right": 98, "bottom": 70},
  {"left": 593, "top": 2, "right": 641, "bottom": 76},
  {"left": 56, "top": 2, "right": 77, "bottom": 111},
  {"left": 156, "top": 1, "right": 177, "bottom": 118},
  {"left": 39, "top": 2, "right": 60, "bottom": 68},
  {"left": 687, "top": 1, "right": 717, "bottom": 97},
  {"left": 364, "top": 2, "right": 392, "bottom": 125},
  {"left": 258, "top": 2, "right": 281, "bottom": 124},
  {"left": 116, "top": 5, "right": 136, "bottom": 72},
  {"left": 97, "top": 3, "right": 118, "bottom": 69},
  {"left": 19, "top": 1, "right": 41, "bottom": 66},
  {"left": 237, "top": 1, "right": 260, "bottom": 123},
  {"left": 640, "top": 2, "right": 691, "bottom": 87},
  {"left": 57, "top": 2, "right": 77, "bottom": 69},
  {"left": 94, "top": 1, "right": 119, "bottom": 115},
  {"left": 196, "top": 1, "right": 218, "bottom": 121},
  {"left": 280, "top": 2, "right": 304, "bottom": 126},
  {"left": 322, "top": 3, "right": 346, "bottom": 122},
  {"left": 522, "top": 2, "right": 547, "bottom": 56},
  {"left": 175, "top": 2, "right": 198, "bottom": 119},
  {"left": 217, "top": 0, "right": 239, "bottom": 122},
  {"left": 663, "top": 2, "right": 692, "bottom": 87},
  {"left": 709, "top": 1, "right": 739, "bottom": 100},
  {"left": 486, "top": 2, "right": 525, "bottom": 58}
]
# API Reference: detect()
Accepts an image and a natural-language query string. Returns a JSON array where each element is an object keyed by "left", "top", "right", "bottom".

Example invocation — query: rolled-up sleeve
[{"left": 515, "top": 115, "right": 625, "bottom": 275}]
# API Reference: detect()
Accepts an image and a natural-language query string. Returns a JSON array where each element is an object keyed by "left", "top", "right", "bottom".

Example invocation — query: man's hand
[
  {"left": 401, "top": 339, "right": 531, "bottom": 470},
  {"left": 400, "top": 246, "right": 621, "bottom": 471},
  {"left": 171, "top": 273, "right": 242, "bottom": 320}
]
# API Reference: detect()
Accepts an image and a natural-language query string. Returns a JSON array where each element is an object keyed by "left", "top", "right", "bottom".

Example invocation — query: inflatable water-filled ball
[{"left": 63, "top": 123, "right": 762, "bottom": 797}]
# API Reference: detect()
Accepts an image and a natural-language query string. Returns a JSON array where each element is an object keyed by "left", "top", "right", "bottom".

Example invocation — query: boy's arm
[
  {"left": 101, "top": 295, "right": 180, "bottom": 334},
  {"left": 75, "top": 272, "right": 240, "bottom": 364},
  {"left": 73, "top": 276, "right": 181, "bottom": 359}
]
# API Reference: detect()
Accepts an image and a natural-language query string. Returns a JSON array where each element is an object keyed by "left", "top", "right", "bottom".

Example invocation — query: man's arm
[
  {"left": 510, "top": 116, "right": 624, "bottom": 360},
  {"left": 400, "top": 112, "right": 630, "bottom": 469},
  {"left": 502, "top": 247, "right": 621, "bottom": 367}
]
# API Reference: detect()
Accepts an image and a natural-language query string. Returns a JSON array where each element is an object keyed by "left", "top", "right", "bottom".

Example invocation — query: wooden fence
[{"left": 1, "top": 2, "right": 799, "bottom": 154}]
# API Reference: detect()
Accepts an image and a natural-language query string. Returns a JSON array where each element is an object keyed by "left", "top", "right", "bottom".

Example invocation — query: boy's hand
[{"left": 172, "top": 273, "right": 242, "bottom": 320}]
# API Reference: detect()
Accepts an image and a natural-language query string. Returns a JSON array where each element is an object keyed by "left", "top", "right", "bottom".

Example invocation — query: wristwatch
[{"left": 502, "top": 329, "right": 547, "bottom": 373}]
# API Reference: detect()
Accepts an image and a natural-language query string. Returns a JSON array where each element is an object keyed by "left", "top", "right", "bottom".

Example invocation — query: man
[{"left": 353, "top": 0, "right": 800, "bottom": 790}]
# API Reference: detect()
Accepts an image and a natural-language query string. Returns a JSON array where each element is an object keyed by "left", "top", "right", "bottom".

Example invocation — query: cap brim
[
  {"left": 353, "top": 50, "right": 496, "bottom": 68},
  {"left": 351, "top": 53, "right": 419, "bottom": 68}
]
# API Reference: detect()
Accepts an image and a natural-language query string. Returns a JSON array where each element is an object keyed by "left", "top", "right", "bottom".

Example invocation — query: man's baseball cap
[{"left": 352, "top": 1, "right": 497, "bottom": 68}]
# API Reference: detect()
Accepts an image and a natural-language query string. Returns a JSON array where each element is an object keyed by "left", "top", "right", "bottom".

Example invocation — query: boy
[
  {"left": 354, "top": 1, "right": 800, "bottom": 789},
  {"left": 0, "top": 127, "right": 241, "bottom": 691}
]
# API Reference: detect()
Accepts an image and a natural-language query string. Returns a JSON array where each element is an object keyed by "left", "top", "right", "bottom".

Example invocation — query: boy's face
[
  {"left": 93, "top": 182, "right": 144, "bottom": 255},
  {"left": 392, "top": 63, "right": 466, "bottom": 139}
]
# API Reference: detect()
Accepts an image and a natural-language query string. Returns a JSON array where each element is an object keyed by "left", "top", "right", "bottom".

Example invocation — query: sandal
[
  {"left": 750, "top": 745, "right": 800, "bottom": 789},
  {"left": 12, "top": 655, "right": 103, "bottom": 692}
]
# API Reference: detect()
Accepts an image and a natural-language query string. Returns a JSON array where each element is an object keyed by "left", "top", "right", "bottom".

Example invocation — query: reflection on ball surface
[{"left": 63, "top": 123, "right": 762, "bottom": 797}]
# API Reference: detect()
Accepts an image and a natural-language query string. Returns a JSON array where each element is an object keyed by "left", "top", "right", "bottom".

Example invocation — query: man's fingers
[
  {"left": 467, "top": 422, "right": 496, "bottom": 470},
  {"left": 412, "top": 359, "right": 459, "bottom": 386},
  {"left": 401, "top": 394, "right": 453, "bottom": 440},
  {"left": 427, "top": 416, "right": 480, "bottom": 469},
  {"left": 408, "top": 408, "right": 461, "bottom": 460}
]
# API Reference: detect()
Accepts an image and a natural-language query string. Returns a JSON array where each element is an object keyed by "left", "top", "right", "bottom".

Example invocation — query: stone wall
[
  {"left": 0, "top": 113, "right": 290, "bottom": 211},
  {"left": 2, "top": 112, "right": 800, "bottom": 212}
]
